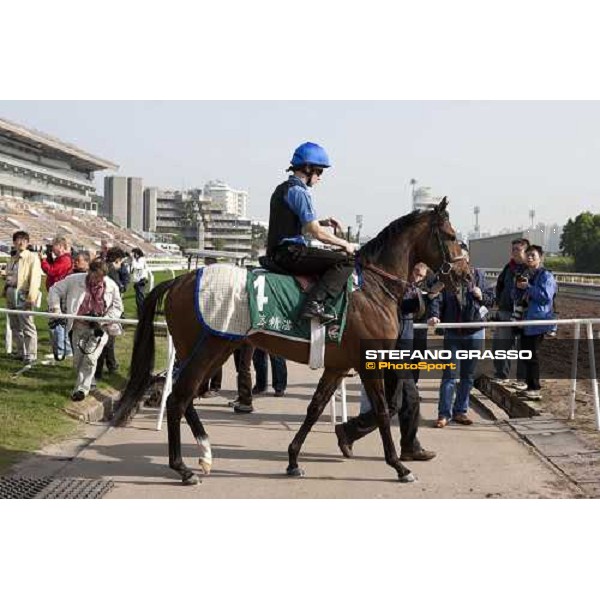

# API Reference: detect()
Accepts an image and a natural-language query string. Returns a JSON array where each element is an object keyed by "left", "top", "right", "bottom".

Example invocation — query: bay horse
[{"left": 114, "top": 198, "right": 470, "bottom": 485}]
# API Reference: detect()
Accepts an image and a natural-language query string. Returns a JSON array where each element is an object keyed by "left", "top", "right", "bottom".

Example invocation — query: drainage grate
[
  {"left": 0, "top": 477, "right": 114, "bottom": 499},
  {"left": 0, "top": 476, "right": 54, "bottom": 499}
]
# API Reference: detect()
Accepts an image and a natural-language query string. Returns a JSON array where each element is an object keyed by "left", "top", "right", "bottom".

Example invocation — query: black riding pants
[
  {"left": 272, "top": 244, "right": 354, "bottom": 302},
  {"left": 342, "top": 371, "right": 422, "bottom": 453}
]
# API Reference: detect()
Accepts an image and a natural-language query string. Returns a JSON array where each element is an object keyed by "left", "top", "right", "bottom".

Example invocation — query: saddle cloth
[
  {"left": 246, "top": 269, "right": 351, "bottom": 343},
  {"left": 194, "top": 264, "right": 351, "bottom": 343}
]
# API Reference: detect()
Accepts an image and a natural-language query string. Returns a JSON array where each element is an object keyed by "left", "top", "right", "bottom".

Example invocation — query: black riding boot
[{"left": 301, "top": 288, "right": 335, "bottom": 322}]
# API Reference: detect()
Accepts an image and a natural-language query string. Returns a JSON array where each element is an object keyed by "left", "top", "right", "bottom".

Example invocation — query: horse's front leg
[
  {"left": 287, "top": 368, "right": 347, "bottom": 477},
  {"left": 361, "top": 377, "right": 414, "bottom": 483}
]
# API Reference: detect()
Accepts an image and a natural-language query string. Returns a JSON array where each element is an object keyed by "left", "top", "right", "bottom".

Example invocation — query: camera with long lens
[{"left": 45, "top": 243, "right": 55, "bottom": 264}]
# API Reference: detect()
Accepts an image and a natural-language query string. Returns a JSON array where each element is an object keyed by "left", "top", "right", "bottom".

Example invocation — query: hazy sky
[{"left": 1, "top": 100, "right": 599, "bottom": 238}]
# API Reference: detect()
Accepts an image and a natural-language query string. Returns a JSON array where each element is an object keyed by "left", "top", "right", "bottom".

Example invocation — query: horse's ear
[{"left": 437, "top": 196, "right": 448, "bottom": 212}]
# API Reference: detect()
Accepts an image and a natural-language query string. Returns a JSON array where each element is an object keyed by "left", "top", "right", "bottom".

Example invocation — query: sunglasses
[{"left": 312, "top": 167, "right": 324, "bottom": 177}]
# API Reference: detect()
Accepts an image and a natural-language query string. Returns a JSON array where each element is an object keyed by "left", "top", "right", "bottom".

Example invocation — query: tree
[{"left": 560, "top": 212, "right": 600, "bottom": 272}]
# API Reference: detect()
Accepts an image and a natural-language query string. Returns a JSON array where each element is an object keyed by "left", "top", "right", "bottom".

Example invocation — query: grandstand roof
[{"left": 0, "top": 117, "right": 118, "bottom": 172}]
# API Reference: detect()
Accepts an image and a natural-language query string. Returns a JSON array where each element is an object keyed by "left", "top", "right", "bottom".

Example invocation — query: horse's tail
[{"left": 113, "top": 278, "right": 177, "bottom": 426}]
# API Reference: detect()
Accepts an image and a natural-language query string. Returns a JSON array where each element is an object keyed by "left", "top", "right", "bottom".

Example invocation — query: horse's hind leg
[
  {"left": 361, "top": 377, "right": 414, "bottom": 483},
  {"left": 167, "top": 339, "right": 236, "bottom": 484},
  {"left": 167, "top": 392, "right": 198, "bottom": 485},
  {"left": 184, "top": 403, "right": 212, "bottom": 475},
  {"left": 287, "top": 368, "right": 347, "bottom": 477}
]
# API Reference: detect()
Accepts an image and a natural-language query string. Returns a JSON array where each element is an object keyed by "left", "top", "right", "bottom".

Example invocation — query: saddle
[{"left": 258, "top": 255, "right": 318, "bottom": 293}]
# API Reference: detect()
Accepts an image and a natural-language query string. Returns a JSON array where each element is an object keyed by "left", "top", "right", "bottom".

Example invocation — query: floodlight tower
[
  {"left": 356, "top": 214, "right": 363, "bottom": 244},
  {"left": 473, "top": 206, "right": 480, "bottom": 238}
]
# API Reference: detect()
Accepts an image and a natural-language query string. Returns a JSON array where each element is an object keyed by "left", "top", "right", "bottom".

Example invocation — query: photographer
[
  {"left": 512, "top": 245, "right": 557, "bottom": 400},
  {"left": 492, "top": 238, "right": 529, "bottom": 386},
  {"left": 40, "top": 236, "right": 73, "bottom": 290},
  {"left": 41, "top": 236, "right": 73, "bottom": 361},
  {"left": 48, "top": 259, "right": 123, "bottom": 402}
]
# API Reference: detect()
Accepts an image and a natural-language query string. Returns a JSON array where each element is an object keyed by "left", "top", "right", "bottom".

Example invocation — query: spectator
[
  {"left": 492, "top": 238, "right": 529, "bottom": 387},
  {"left": 335, "top": 268, "right": 435, "bottom": 461},
  {"left": 513, "top": 245, "right": 557, "bottom": 400},
  {"left": 231, "top": 341, "right": 255, "bottom": 413},
  {"left": 72, "top": 251, "right": 92, "bottom": 274},
  {"left": 95, "top": 247, "right": 127, "bottom": 378},
  {"left": 131, "top": 247, "right": 151, "bottom": 318},
  {"left": 41, "top": 236, "right": 74, "bottom": 361},
  {"left": 2, "top": 230, "right": 42, "bottom": 364},
  {"left": 428, "top": 250, "right": 495, "bottom": 428},
  {"left": 120, "top": 252, "right": 131, "bottom": 294},
  {"left": 409, "top": 262, "right": 433, "bottom": 385},
  {"left": 252, "top": 349, "right": 288, "bottom": 397},
  {"left": 99, "top": 239, "right": 111, "bottom": 261},
  {"left": 48, "top": 259, "right": 123, "bottom": 401},
  {"left": 40, "top": 236, "right": 73, "bottom": 290},
  {"left": 199, "top": 366, "right": 223, "bottom": 398}
]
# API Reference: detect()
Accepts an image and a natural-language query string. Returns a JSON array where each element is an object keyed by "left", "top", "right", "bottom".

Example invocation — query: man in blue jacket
[
  {"left": 428, "top": 249, "right": 495, "bottom": 428},
  {"left": 512, "top": 245, "right": 557, "bottom": 400}
]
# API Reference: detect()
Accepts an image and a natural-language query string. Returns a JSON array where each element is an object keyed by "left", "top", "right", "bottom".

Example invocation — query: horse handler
[{"left": 335, "top": 264, "right": 436, "bottom": 461}]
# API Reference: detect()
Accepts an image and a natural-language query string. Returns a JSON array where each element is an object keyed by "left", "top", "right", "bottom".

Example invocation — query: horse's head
[{"left": 418, "top": 197, "right": 471, "bottom": 293}]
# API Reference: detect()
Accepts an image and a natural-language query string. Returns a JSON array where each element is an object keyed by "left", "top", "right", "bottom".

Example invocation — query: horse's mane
[{"left": 359, "top": 208, "right": 448, "bottom": 263}]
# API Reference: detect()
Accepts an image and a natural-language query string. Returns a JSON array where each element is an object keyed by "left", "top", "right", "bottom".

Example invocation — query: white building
[{"left": 203, "top": 179, "right": 248, "bottom": 218}]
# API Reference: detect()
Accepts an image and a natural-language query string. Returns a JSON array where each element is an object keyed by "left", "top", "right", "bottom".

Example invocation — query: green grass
[{"left": 0, "top": 270, "right": 181, "bottom": 473}]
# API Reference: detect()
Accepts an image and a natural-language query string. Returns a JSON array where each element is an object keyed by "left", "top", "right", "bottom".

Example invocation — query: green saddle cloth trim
[{"left": 246, "top": 270, "right": 351, "bottom": 343}]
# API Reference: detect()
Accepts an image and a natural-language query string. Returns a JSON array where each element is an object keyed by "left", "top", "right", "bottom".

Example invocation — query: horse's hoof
[
  {"left": 286, "top": 466, "right": 305, "bottom": 478},
  {"left": 182, "top": 473, "right": 200, "bottom": 486},
  {"left": 399, "top": 472, "right": 416, "bottom": 483},
  {"left": 199, "top": 459, "right": 212, "bottom": 475}
]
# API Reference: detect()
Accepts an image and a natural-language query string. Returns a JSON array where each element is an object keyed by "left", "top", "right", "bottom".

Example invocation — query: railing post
[
  {"left": 157, "top": 333, "right": 176, "bottom": 431},
  {"left": 586, "top": 321, "right": 600, "bottom": 431},
  {"left": 569, "top": 322, "right": 581, "bottom": 420},
  {"left": 330, "top": 386, "right": 337, "bottom": 425},
  {"left": 5, "top": 315, "right": 11, "bottom": 354}
]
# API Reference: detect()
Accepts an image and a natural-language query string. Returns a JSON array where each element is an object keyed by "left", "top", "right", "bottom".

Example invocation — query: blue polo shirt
[{"left": 280, "top": 175, "right": 318, "bottom": 245}]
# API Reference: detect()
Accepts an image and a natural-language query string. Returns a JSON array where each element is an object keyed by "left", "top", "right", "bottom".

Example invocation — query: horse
[{"left": 114, "top": 197, "right": 470, "bottom": 485}]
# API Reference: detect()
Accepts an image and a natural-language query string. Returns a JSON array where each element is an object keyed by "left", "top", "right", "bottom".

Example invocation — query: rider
[{"left": 266, "top": 142, "right": 357, "bottom": 322}]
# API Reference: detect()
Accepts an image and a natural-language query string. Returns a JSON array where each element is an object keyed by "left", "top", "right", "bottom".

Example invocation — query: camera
[{"left": 85, "top": 313, "right": 104, "bottom": 337}]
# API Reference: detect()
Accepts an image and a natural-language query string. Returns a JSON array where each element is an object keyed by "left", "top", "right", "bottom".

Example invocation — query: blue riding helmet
[{"left": 290, "top": 142, "right": 331, "bottom": 168}]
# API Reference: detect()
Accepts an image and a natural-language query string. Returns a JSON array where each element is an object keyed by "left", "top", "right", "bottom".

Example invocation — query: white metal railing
[
  {"left": 484, "top": 268, "right": 600, "bottom": 286},
  {"left": 3, "top": 304, "right": 598, "bottom": 430}
]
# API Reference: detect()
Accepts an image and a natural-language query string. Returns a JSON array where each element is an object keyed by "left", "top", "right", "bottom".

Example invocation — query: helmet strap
[{"left": 303, "top": 165, "right": 315, "bottom": 187}]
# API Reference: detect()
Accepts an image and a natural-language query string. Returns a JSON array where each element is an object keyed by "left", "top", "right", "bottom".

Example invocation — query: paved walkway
[{"left": 14, "top": 361, "right": 582, "bottom": 498}]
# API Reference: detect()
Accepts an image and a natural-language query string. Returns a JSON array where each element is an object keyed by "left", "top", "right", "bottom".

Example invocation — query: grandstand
[
  {"left": 0, "top": 116, "right": 171, "bottom": 257},
  {"left": 0, "top": 198, "right": 168, "bottom": 256}
]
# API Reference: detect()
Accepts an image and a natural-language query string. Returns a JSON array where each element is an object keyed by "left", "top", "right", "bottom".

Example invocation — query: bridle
[
  {"left": 358, "top": 212, "right": 468, "bottom": 299},
  {"left": 431, "top": 216, "right": 467, "bottom": 278}
]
